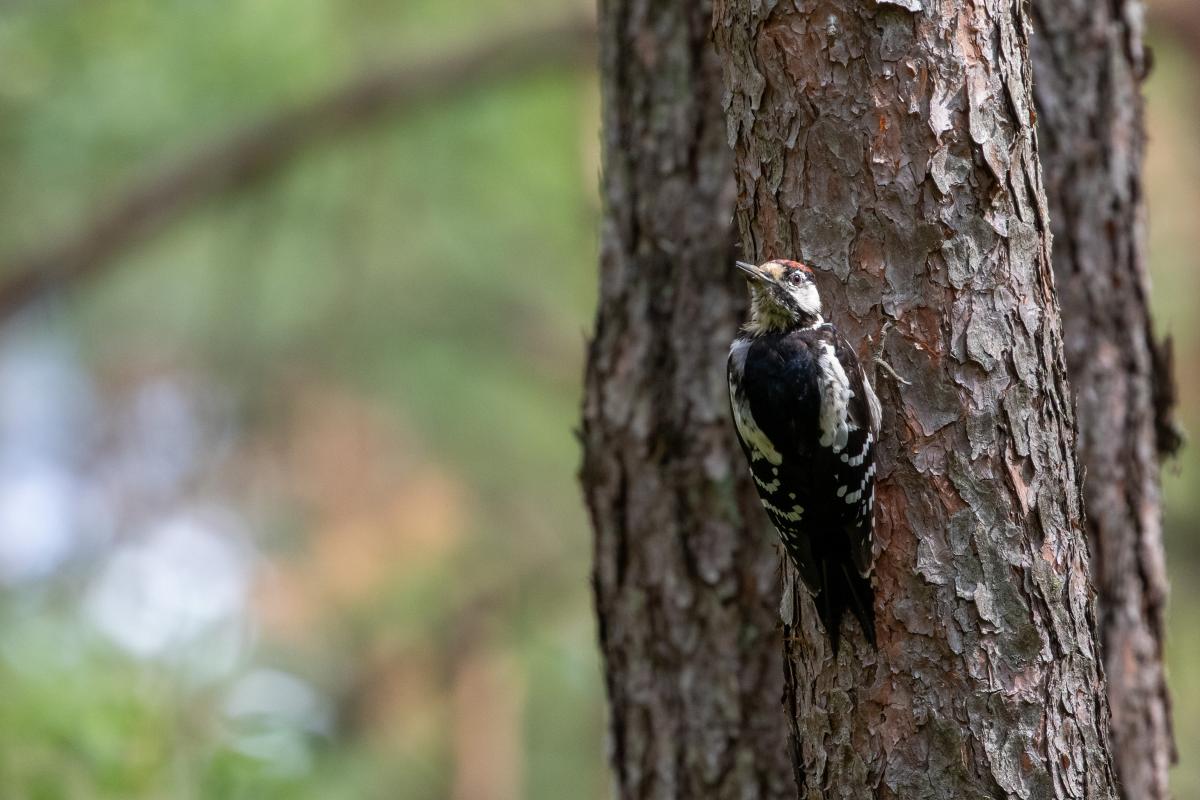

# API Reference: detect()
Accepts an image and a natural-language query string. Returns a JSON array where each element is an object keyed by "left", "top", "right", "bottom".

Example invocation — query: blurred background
[{"left": 0, "top": 1, "right": 1194, "bottom": 798}]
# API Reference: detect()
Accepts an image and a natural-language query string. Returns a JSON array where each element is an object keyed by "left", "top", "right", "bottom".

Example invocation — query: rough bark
[
  {"left": 713, "top": 2, "right": 1119, "bottom": 797},
  {"left": 1030, "top": 3, "right": 1176, "bottom": 798},
  {"left": 580, "top": 0, "right": 792, "bottom": 797}
]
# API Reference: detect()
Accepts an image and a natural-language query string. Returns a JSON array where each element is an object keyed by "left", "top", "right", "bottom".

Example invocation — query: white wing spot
[
  {"left": 845, "top": 489, "right": 861, "bottom": 504},
  {"left": 837, "top": 486, "right": 847, "bottom": 498},
  {"left": 755, "top": 474, "right": 781, "bottom": 493},
  {"left": 817, "top": 341, "right": 852, "bottom": 452},
  {"left": 763, "top": 499, "right": 804, "bottom": 522}
]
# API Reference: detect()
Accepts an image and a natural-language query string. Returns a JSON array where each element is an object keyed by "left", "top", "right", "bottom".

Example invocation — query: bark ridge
[{"left": 713, "top": 2, "right": 1120, "bottom": 796}]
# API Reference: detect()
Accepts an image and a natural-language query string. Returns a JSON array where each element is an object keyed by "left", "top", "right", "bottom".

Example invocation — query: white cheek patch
[{"left": 793, "top": 283, "right": 821, "bottom": 317}]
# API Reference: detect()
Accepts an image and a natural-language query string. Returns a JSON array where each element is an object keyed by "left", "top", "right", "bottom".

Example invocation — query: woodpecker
[{"left": 727, "top": 259, "right": 881, "bottom": 652}]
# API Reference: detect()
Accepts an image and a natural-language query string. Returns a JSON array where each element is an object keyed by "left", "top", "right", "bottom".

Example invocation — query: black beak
[{"left": 735, "top": 261, "right": 772, "bottom": 284}]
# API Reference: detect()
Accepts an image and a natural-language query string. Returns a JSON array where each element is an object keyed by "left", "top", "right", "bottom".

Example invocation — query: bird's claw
[
  {"left": 871, "top": 319, "right": 912, "bottom": 387},
  {"left": 874, "top": 356, "right": 912, "bottom": 386}
]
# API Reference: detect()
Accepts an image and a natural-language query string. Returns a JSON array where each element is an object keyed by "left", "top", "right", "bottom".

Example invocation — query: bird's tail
[{"left": 815, "top": 561, "right": 877, "bottom": 655}]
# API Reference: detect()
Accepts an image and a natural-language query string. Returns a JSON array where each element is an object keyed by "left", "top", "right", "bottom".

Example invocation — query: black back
[{"left": 733, "top": 325, "right": 876, "bottom": 650}]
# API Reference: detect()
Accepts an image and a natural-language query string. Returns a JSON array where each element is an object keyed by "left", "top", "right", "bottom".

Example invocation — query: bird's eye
[{"left": 789, "top": 272, "right": 804, "bottom": 286}]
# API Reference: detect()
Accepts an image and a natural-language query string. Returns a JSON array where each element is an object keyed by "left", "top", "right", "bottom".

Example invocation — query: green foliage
[
  {"left": 0, "top": 1, "right": 1196, "bottom": 798},
  {"left": 0, "top": 1, "right": 602, "bottom": 798}
]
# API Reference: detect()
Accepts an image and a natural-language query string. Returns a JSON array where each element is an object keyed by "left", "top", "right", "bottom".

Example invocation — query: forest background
[{"left": 0, "top": 1, "right": 1196, "bottom": 797}]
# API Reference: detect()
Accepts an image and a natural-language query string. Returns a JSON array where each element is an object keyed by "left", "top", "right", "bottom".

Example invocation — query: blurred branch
[
  {"left": 1146, "top": 0, "right": 1197, "bottom": 459},
  {"left": 0, "top": 14, "right": 596, "bottom": 324},
  {"left": 1149, "top": 0, "right": 1200, "bottom": 64},
  {"left": 334, "top": 551, "right": 566, "bottom": 736}
]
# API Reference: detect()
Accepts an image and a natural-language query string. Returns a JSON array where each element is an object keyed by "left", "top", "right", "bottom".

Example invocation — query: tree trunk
[
  {"left": 713, "top": 2, "right": 1119, "bottom": 797},
  {"left": 580, "top": 0, "right": 792, "bottom": 797},
  {"left": 1030, "top": 2, "right": 1177, "bottom": 797}
]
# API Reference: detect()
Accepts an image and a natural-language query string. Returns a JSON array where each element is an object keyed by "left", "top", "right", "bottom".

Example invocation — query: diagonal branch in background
[
  {"left": 0, "top": 14, "right": 596, "bottom": 324},
  {"left": 1150, "top": 0, "right": 1200, "bottom": 60}
]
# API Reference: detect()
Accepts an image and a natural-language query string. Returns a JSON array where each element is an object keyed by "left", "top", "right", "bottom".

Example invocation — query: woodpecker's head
[{"left": 736, "top": 259, "right": 823, "bottom": 333}]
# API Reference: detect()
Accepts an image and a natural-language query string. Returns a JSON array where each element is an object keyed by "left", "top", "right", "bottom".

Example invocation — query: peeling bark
[
  {"left": 1031, "top": 2, "right": 1176, "bottom": 797},
  {"left": 580, "top": 0, "right": 792, "bottom": 797},
  {"left": 713, "top": 2, "right": 1119, "bottom": 797}
]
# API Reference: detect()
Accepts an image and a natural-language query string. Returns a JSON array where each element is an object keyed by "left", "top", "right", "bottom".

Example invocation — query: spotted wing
[
  {"left": 735, "top": 328, "right": 877, "bottom": 576},
  {"left": 827, "top": 328, "right": 878, "bottom": 577}
]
